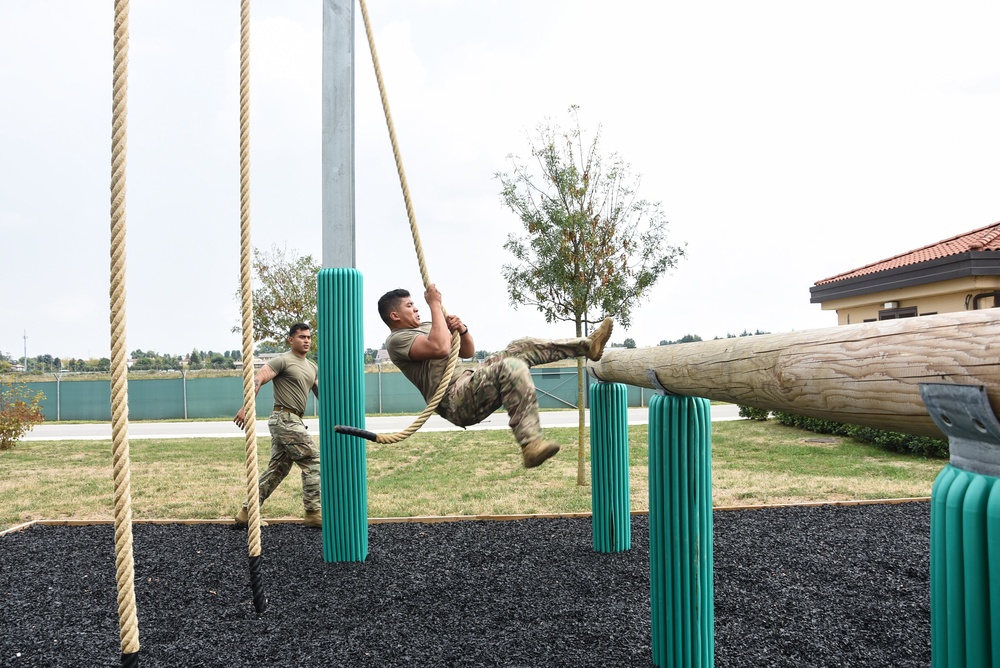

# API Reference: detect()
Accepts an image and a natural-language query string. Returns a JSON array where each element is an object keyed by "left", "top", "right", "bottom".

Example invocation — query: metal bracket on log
[
  {"left": 919, "top": 383, "right": 1000, "bottom": 477},
  {"left": 645, "top": 369, "right": 677, "bottom": 396}
]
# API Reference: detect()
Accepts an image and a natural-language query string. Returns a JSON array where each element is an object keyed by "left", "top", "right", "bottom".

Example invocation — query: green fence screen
[{"left": 21, "top": 367, "right": 661, "bottom": 421}]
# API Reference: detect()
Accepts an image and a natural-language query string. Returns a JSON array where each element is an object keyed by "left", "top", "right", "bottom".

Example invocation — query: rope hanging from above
[
  {"left": 109, "top": 0, "right": 141, "bottom": 664},
  {"left": 237, "top": 0, "right": 267, "bottom": 615},
  {"left": 335, "top": 0, "right": 460, "bottom": 445}
]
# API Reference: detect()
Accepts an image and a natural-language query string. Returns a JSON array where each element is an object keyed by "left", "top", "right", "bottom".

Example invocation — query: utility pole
[{"left": 23, "top": 330, "right": 27, "bottom": 373}]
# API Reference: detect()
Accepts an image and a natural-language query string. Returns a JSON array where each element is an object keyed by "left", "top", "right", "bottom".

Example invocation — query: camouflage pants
[
  {"left": 439, "top": 335, "right": 591, "bottom": 447},
  {"left": 255, "top": 411, "right": 320, "bottom": 512}
]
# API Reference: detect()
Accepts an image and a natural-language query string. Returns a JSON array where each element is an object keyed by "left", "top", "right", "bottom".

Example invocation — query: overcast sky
[{"left": 3, "top": 0, "right": 1000, "bottom": 361}]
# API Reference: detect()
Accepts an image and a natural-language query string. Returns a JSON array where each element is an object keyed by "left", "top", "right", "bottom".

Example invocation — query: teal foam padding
[
  {"left": 930, "top": 463, "right": 1000, "bottom": 667},
  {"left": 989, "top": 481, "right": 1000, "bottom": 665},
  {"left": 317, "top": 268, "right": 368, "bottom": 562},
  {"left": 648, "top": 394, "right": 713, "bottom": 668},
  {"left": 590, "top": 382, "right": 631, "bottom": 553}
]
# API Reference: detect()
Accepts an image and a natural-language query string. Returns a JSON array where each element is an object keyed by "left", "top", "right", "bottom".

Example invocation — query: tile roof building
[{"left": 810, "top": 221, "right": 1000, "bottom": 324}]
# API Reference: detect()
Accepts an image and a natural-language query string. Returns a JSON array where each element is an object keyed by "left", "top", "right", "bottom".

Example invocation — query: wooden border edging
[
  {"left": 0, "top": 520, "right": 39, "bottom": 537},
  {"left": 0, "top": 497, "right": 932, "bottom": 534}
]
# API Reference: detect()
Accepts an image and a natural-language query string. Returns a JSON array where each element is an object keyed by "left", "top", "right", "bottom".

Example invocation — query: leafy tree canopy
[
  {"left": 497, "top": 106, "right": 686, "bottom": 486},
  {"left": 497, "top": 105, "right": 686, "bottom": 333},
  {"left": 0, "top": 380, "right": 44, "bottom": 450},
  {"left": 236, "top": 244, "right": 320, "bottom": 350}
]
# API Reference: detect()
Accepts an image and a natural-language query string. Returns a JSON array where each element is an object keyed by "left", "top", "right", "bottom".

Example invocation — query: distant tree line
[
  {"left": 184, "top": 349, "right": 242, "bottom": 370},
  {"left": 658, "top": 330, "right": 770, "bottom": 346},
  {"left": 1, "top": 348, "right": 248, "bottom": 374},
  {"left": 4, "top": 331, "right": 775, "bottom": 374}
]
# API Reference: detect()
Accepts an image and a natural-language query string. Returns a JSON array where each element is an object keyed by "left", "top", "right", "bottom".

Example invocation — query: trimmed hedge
[
  {"left": 735, "top": 404, "right": 948, "bottom": 459},
  {"left": 770, "top": 410, "right": 949, "bottom": 459},
  {"left": 737, "top": 405, "right": 771, "bottom": 421}
]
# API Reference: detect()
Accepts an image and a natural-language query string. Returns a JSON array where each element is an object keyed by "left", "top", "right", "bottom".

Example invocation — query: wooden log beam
[{"left": 588, "top": 310, "right": 1000, "bottom": 439}]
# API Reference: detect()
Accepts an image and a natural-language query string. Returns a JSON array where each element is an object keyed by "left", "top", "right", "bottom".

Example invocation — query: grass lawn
[{"left": 0, "top": 419, "right": 945, "bottom": 531}]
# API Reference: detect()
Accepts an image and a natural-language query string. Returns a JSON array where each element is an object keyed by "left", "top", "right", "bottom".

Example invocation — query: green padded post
[
  {"left": 590, "top": 381, "right": 631, "bottom": 553},
  {"left": 317, "top": 268, "right": 368, "bottom": 562},
  {"left": 930, "top": 465, "right": 999, "bottom": 667},
  {"left": 990, "top": 481, "right": 1000, "bottom": 663},
  {"left": 648, "top": 393, "right": 713, "bottom": 668},
  {"left": 921, "top": 383, "right": 1000, "bottom": 667}
]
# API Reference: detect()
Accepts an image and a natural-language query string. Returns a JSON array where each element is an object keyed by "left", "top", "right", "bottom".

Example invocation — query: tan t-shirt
[
  {"left": 267, "top": 351, "right": 318, "bottom": 414},
  {"left": 386, "top": 322, "right": 448, "bottom": 403}
]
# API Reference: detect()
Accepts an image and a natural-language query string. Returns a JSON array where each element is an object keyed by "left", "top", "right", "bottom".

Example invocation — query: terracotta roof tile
[{"left": 815, "top": 220, "right": 1000, "bottom": 285}]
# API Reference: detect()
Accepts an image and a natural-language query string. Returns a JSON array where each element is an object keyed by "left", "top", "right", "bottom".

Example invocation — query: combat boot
[
  {"left": 587, "top": 318, "right": 614, "bottom": 361},
  {"left": 304, "top": 509, "right": 322, "bottom": 528},
  {"left": 521, "top": 439, "right": 560, "bottom": 468},
  {"left": 233, "top": 506, "right": 267, "bottom": 527}
]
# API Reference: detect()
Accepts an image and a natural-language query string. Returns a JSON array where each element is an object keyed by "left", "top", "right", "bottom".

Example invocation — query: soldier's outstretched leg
[{"left": 486, "top": 317, "right": 613, "bottom": 368}]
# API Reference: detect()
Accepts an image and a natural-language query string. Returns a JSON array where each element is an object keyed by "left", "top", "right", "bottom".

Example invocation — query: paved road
[{"left": 23, "top": 404, "right": 742, "bottom": 441}]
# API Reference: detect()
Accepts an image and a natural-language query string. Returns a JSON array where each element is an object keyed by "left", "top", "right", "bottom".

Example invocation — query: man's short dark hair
[
  {"left": 288, "top": 322, "right": 311, "bottom": 338},
  {"left": 377, "top": 289, "right": 410, "bottom": 326}
]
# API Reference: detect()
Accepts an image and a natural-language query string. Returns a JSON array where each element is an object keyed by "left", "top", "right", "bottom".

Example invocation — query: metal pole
[
  {"left": 319, "top": 0, "right": 367, "bottom": 562},
  {"left": 322, "top": 0, "right": 355, "bottom": 269}
]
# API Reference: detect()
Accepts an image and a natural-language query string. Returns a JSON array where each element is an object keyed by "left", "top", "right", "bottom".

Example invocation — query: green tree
[
  {"left": 497, "top": 105, "right": 686, "bottom": 484},
  {"left": 659, "top": 334, "right": 702, "bottom": 345},
  {"left": 237, "top": 244, "right": 320, "bottom": 350},
  {"left": 205, "top": 353, "right": 232, "bottom": 369},
  {"left": 623, "top": 337, "right": 637, "bottom": 349},
  {"left": 0, "top": 380, "right": 44, "bottom": 450},
  {"left": 132, "top": 357, "right": 153, "bottom": 371}
]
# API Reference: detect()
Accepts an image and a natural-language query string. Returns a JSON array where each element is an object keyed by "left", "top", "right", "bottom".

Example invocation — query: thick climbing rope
[
  {"left": 109, "top": 0, "right": 140, "bottom": 665},
  {"left": 343, "top": 0, "right": 461, "bottom": 445},
  {"left": 238, "top": 0, "right": 267, "bottom": 615}
]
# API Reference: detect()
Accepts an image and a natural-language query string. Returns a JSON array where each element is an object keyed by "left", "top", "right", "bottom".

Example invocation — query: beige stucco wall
[{"left": 819, "top": 276, "right": 1000, "bottom": 325}]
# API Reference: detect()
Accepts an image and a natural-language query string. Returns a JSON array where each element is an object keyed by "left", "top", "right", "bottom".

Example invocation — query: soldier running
[{"left": 233, "top": 322, "right": 321, "bottom": 527}]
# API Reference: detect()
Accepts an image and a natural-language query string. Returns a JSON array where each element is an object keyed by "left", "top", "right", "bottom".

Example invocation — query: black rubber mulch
[{"left": 0, "top": 502, "right": 930, "bottom": 667}]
